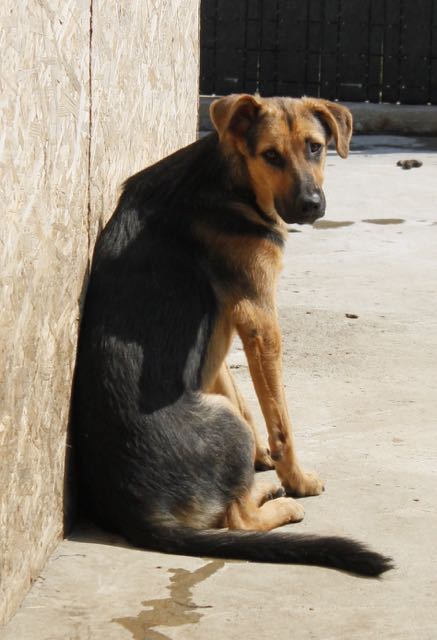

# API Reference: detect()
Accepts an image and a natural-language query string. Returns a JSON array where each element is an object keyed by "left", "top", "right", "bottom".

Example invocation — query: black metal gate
[{"left": 200, "top": 0, "right": 437, "bottom": 104}]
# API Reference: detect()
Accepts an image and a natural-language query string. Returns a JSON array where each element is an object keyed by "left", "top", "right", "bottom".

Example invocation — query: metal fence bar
[{"left": 200, "top": 0, "right": 437, "bottom": 104}]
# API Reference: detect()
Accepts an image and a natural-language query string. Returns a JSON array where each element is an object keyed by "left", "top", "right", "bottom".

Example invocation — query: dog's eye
[
  {"left": 309, "top": 141, "right": 323, "bottom": 154},
  {"left": 261, "top": 148, "right": 284, "bottom": 168}
]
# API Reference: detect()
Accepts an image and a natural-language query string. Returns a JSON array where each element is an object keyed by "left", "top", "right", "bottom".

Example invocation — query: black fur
[
  {"left": 127, "top": 525, "right": 393, "bottom": 577},
  {"left": 72, "top": 134, "right": 393, "bottom": 576}
]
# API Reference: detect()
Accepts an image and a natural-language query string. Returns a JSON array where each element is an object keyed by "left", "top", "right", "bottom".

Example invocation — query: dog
[{"left": 72, "top": 94, "right": 392, "bottom": 576}]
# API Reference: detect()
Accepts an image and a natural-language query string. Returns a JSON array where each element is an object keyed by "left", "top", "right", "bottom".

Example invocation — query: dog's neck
[{"left": 119, "top": 133, "right": 278, "bottom": 228}]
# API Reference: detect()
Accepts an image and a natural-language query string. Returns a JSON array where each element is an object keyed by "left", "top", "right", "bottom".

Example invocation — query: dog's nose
[
  {"left": 301, "top": 192, "right": 322, "bottom": 214},
  {"left": 281, "top": 188, "right": 325, "bottom": 224}
]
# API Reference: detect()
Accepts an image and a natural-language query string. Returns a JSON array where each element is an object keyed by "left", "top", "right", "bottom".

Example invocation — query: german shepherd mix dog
[{"left": 73, "top": 95, "right": 392, "bottom": 575}]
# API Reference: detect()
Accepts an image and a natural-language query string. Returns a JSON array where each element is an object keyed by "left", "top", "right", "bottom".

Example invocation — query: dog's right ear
[
  {"left": 303, "top": 98, "right": 353, "bottom": 159},
  {"left": 210, "top": 94, "right": 261, "bottom": 141}
]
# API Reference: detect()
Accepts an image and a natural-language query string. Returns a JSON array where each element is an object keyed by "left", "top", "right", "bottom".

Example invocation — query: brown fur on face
[{"left": 210, "top": 94, "right": 352, "bottom": 225}]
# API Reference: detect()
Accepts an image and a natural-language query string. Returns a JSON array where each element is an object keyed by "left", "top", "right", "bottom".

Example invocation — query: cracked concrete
[{"left": 1, "top": 135, "right": 436, "bottom": 639}]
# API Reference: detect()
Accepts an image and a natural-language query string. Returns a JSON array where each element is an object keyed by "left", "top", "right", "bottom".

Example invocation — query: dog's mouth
[{"left": 294, "top": 209, "right": 325, "bottom": 225}]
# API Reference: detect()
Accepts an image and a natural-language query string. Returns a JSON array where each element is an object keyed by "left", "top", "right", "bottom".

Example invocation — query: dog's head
[{"left": 210, "top": 94, "right": 352, "bottom": 224}]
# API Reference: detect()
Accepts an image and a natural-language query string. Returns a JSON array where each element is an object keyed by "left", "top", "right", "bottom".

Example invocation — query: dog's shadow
[{"left": 63, "top": 249, "right": 98, "bottom": 538}]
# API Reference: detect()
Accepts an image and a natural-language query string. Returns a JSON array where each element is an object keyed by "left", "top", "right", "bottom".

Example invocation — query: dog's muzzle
[{"left": 276, "top": 188, "right": 326, "bottom": 225}]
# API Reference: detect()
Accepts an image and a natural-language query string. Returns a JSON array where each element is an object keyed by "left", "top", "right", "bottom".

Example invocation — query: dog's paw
[
  {"left": 274, "top": 497, "right": 305, "bottom": 523},
  {"left": 282, "top": 470, "right": 325, "bottom": 497},
  {"left": 254, "top": 447, "right": 275, "bottom": 471}
]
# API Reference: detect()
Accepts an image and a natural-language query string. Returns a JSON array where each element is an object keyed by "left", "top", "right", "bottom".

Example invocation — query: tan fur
[
  {"left": 201, "top": 311, "right": 235, "bottom": 391},
  {"left": 226, "top": 492, "right": 304, "bottom": 531}
]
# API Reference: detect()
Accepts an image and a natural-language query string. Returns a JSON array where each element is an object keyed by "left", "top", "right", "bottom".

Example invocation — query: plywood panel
[
  {"left": 90, "top": 0, "right": 200, "bottom": 240},
  {"left": 0, "top": 0, "right": 90, "bottom": 624},
  {"left": 0, "top": 0, "right": 200, "bottom": 626}
]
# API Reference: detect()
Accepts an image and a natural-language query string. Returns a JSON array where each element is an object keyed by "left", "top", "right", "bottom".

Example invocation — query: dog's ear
[
  {"left": 304, "top": 99, "right": 353, "bottom": 158},
  {"left": 210, "top": 94, "right": 261, "bottom": 140}
]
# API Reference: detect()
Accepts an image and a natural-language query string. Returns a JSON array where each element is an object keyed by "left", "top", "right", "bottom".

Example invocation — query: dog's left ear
[
  {"left": 304, "top": 99, "right": 353, "bottom": 158},
  {"left": 210, "top": 94, "right": 261, "bottom": 141}
]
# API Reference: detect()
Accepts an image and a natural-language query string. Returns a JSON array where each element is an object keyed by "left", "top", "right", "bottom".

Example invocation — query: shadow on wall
[
  {"left": 63, "top": 204, "right": 109, "bottom": 535},
  {"left": 62, "top": 274, "right": 88, "bottom": 536}
]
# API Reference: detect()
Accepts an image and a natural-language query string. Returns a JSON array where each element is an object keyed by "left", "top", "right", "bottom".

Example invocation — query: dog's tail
[{"left": 126, "top": 523, "right": 393, "bottom": 577}]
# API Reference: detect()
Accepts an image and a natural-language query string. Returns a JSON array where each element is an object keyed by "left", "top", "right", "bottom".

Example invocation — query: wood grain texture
[
  {"left": 90, "top": 0, "right": 200, "bottom": 245},
  {"left": 0, "top": 0, "right": 90, "bottom": 625},
  {"left": 0, "top": 0, "right": 199, "bottom": 625}
]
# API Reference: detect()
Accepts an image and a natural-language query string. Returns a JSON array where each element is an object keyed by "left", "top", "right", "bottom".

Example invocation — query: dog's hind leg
[
  {"left": 226, "top": 490, "right": 304, "bottom": 532},
  {"left": 210, "top": 362, "right": 274, "bottom": 470},
  {"left": 149, "top": 392, "right": 288, "bottom": 532}
]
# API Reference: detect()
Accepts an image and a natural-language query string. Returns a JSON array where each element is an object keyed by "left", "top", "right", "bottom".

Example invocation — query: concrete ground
[{"left": 2, "top": 136, "right": 437, "bottom": 640}]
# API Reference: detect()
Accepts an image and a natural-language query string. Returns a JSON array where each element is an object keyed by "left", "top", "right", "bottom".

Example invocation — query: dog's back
[{"left": 74, "top": 140, "right": 222, "bottom": 529}]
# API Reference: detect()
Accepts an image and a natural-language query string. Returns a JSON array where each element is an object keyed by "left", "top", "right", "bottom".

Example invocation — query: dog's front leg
[{"left": 235, "top": 303, "right": 324, "bottom": 497}]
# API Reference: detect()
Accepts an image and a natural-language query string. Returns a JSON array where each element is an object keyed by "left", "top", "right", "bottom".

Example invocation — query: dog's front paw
[
  {"left": 255, "top": 446, "right": 275, "bottom": 471},
  {"left": 282, "top": 470, "right": 325, "bottom": 497}
]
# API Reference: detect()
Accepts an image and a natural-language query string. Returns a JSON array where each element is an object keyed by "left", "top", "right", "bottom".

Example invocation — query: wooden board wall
[{"left": 0, "top": 0, "right": 200, "bottom": 625}]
